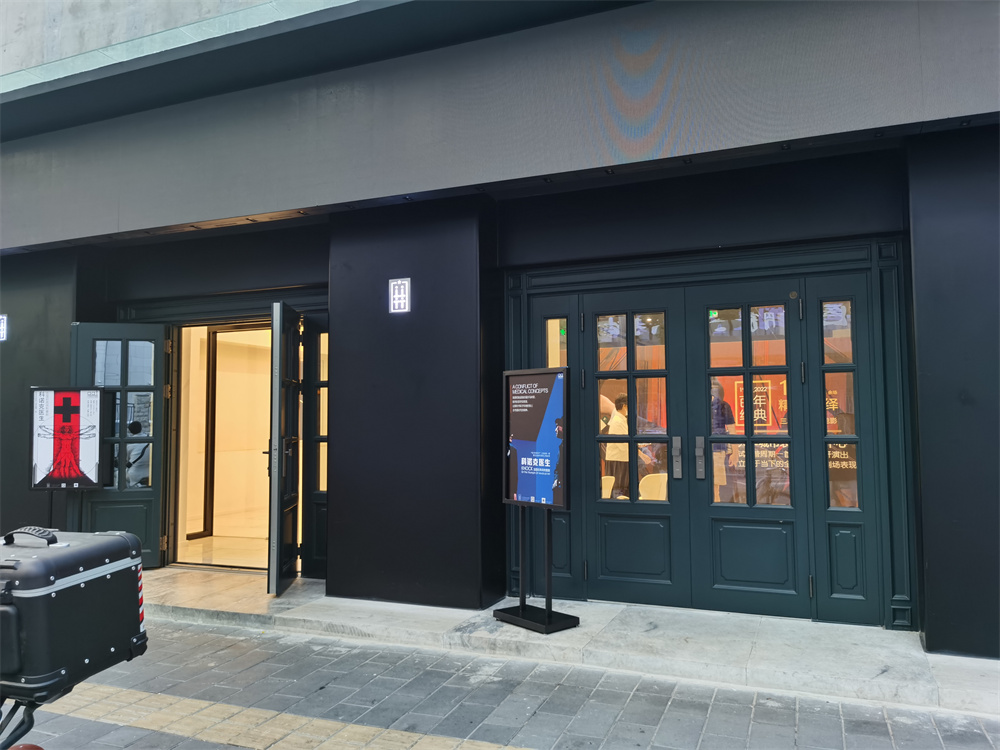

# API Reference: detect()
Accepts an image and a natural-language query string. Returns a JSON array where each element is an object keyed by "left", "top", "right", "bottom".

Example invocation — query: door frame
[{"left": 506, "top": 237, "right": 918, "bottom": 630}]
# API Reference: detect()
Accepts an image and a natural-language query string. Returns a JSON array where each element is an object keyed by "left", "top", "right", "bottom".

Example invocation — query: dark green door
[
  {"left": 581, "top": 289, "right": 691, "bottom": 607},
  {"left": 71, "top": 322, "right": 166, "bottom": 568},
  {"left": 686, "top": 279, "right": 812, "bottom": 618}
]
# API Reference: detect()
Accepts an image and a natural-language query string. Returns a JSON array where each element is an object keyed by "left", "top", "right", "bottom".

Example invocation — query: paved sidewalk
[{"left": 21, "top": 620, "right": 1000, "bottom": 750}]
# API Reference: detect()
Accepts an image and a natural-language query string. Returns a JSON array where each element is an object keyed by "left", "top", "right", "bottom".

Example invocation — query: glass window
[
  {"left": 755, "top": 443, "right": 791, "bottom": 506},
  {"left": 710, "top": 375, "right": 744, "bottom": 436},
  {"left": 125, "top": 392, "right": 154, "bottom": 437},
  {"left": 103, "top": 443, "right": 121, "bottom": 488},
  {"left": 600, "top": 448, "right": 629, "bottom": 500},
  {"left": 636, "top": 378, "right": 667, "bottom": 435},
  {"left": 318, "top": 442, "right": 327, "bottom": 492},
  {"left": 127, "top": 340, "right": 155, "bottom": 386},
  {"left": 597, "top": 314, "right": 627, "bottom": 371},
  {"left": 709, "top": 308, "right": 742, "bottom": 368},
  {"left": 637, "top": 443, "right": 669, "bottom": 502},
  {"left": 598, "top": 379, "right": 629, "bottom": 435},
  {"left": 828, "top": 443, "right": 859, "bottom": 508},
  {"left": 825, "top": 372, "right": 856, "bottom": 435},
  {"left": 546, "top": 318, "right": 568, "bottom": 368},
  {"left": 712, "top": 442, "right": 746, "bottom": 504},
  {"left": 750, "top": 374, "right": 789, "bottom": 436},
  {"left": 751, "top": 305, "right": 786, "bottom": 366},
  {"left": 94, "top": 340, "right": 122, "bottom": 387},
  {"left": 319, "top": 332, "right": 329, "bottom": 381},
  {"left": 823, "top": 301, "right": 853, "bottom": 364},
  {"left": 124, "top": 442, "right": 152, "bottom": 488},
  {"left": 634, "top": 312, "right": 665, "bottom": 370},
  {"left": 319, "top": 387, "right": 328, "bottom": 436}
]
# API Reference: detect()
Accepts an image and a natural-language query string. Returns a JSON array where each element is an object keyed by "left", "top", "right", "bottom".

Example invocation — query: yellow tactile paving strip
[{"left": 42, "top": 682, "right": 524, "bottom": 750}]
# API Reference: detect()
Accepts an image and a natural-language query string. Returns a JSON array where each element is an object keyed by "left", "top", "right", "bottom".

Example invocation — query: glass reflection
[
  {"left": 710, "top": 375, "right": 744, "bottom": 436},
  {"left": 320, "top": 332, "right": 329, "bottom": 381},
  {"left": 755, "top": 443, "right": 791, "bottom": 506},
  {"left": 709, "top": 308, "right": 742, "bottom": 368},
  {"left": 318, "top": 442, "right": 328, "bottom": 492},
  {"left": 634, "top": 312, "right": 665, "bottom": 370},
  {"left": 828, "top": 443, "right": 859, "bottom": 508},
  {"left": 597, "top": 314, "right": 627, "bottom": 371},
  {"left": 713, "top": 442, "right": 746, "bottom": 504},
  {"left": 94, "top": 340, "right": 122, "bottom": 387},
  {"left": 751, "top": 305, "right": 786, "bottom": 366},
  {"left": 546, "top": 318, "right": 568, "bottom": 368},
  {"left": 598, "top": 379, "right": 628, "bottom": 435},
  {"left": 637, "top": 443, "right": 669, "bottom": 502},
  {"left": 750, "top": 374, "right": 789, "bottom": 435},
  {"left": 636, "top": 378, "right": 667, "bottom": 434},
  {"left": 823, "top": 301, "right": 853, "bottom": 364},
  {"left": 126, "top": 392, "right": 154, "bottom": 437},
  {"left": 319, "top": 387, "right": 328, "bottom": 435},
  {"left": 600, "top": 450, "right": 629, "bottom": 500},
  {"left": 124, "top": 441, "right": 152, "bottom": 488},
  {"left": 103, "top": 443, "right": 121, "bottom": 488},
  {"left": 127, "top": 340, "right": 155, "bottom": 386},
  {"left": 825, "top": 372, "right": 856, "bottom": 435}
]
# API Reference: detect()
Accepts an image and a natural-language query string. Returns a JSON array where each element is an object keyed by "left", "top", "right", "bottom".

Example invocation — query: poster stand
[{"left": 493, "top": 504, "right": 580, "bottom": 635}]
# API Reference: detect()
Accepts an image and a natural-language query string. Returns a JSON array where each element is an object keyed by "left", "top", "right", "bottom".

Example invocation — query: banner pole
[
  {"left": 518, "top": 504, "right": 527, "bottom": 613},
  {"left": 544, "top": 506, "right": 553, "bottom": 621}
]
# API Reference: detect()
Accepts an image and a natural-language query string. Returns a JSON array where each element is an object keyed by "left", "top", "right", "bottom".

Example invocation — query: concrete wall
[{"left": 3, "top": 1, "right": 997, "bottom": 250}]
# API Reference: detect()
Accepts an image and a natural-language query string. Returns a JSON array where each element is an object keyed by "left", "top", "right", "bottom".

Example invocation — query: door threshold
[{"left": 168, "top": 562, "right": 267, "bottom": 575}]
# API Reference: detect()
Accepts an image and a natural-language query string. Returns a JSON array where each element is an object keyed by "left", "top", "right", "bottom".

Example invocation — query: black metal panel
[
  {"left": 325, "top": 199, "right": 504, "bottom": 609},
  {"left": 501, "top": 151, "right": 907, "bottom": 267},
  {"left": 600, "top": 516, "right": 671, "bottom": 580},
  {"left": 828, "top": 524, "right": 865, "bottom": 599},
  {"left": 908, "top": 126, "right": 1000, "bottom": 658},
  {"left": 713, "top": 521, "right": 796, "bottom": 592}
]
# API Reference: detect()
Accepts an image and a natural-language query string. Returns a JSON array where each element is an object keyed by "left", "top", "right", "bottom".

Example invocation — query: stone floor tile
[
  {"left": 413, "top": 685, "right": 474, "bottom": 717},
  {"left": 697, "top": 733, "right": 748, "bottom": 750},
  {"left": 529, "top": 664, "right": 574, "bottom": 684},
  {"left": 796, "top": 714, "right": 845, "bottom": 750},
  {"left": 750, "top": 704, "right": 795, "bottom": 726},
  {"left": 390, "top": 712, "right": 445, "bottom": 734},
  {"left": 430, "top": 701, "right": 496, "bottom": 739},
  {"left": 588, "top": 689, "right": 631, "bottom": 708},
  {"left": 933, "top": 713, "right": 995, "bottom": 750},
  {"left": 704, "top": 702, "right": 752, "bottom": 739},
  {"left": 712, "top": 687, "right": 755, "bottom": 707},
  {"left": 601, "top": 720, "right": 656, "bottom": 750},
  {"left": 564, "top": 667, "right": 607, "bottom": 689},
  {"left": 468, "top": 721, "right": 520, "bottom": 745},
  {"left": 619, "top": 691, "right": 670, "bottom": 727},
  {"left": 551, "top": 732, "right": 603, "bottom": 750},
  {"left": 484, "top": 692, "right": 547, "bottom": 728},
  {"left": 748, "top": 720, "right": 797, "bottom": 750},
  {"left": 565, "top": 700, "right": 621, "bottom": 738},
  {"left": 538, "top": 684, "right": 594, "bottom": 716}
]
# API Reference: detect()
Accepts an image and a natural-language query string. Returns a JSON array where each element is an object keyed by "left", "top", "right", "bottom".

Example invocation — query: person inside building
[
  {"left": 605, "top": 393, "right": 629, "bottom": 498},
  {"left": 711, "top": 379, "right": 740, "bottom": 503},
  {"left": 125, "top": 421, "right": 150, "bottom": 488}
]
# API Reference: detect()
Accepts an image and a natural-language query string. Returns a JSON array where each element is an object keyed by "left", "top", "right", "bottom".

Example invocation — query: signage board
[
  {"left": 31, "top": 388, "right": 101, "bottom": 489},
  {"left": 503, "top": 368, "right": 567, "bottom": 508}
]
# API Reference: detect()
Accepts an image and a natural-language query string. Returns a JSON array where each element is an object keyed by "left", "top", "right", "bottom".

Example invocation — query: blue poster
[{"left": 505, "top": 369, "right": 567, "bottom": 507}]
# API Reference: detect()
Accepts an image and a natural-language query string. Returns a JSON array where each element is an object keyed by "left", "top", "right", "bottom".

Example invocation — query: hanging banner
[
  {"left": 504, "top": 368, "right": 568, "bottom": 508},
  {"left": 31, "top": 388, "right": 101, "bottom": 489}
]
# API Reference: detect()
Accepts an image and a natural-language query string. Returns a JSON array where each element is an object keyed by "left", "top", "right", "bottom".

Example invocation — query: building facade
[{"left": 2, "top": 1, "right": 997, "bottom": 657}]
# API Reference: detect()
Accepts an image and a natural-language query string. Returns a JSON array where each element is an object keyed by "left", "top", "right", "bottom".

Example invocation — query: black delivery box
[{"left": 0, "top": 527, "right": 148, "bottom": 704}]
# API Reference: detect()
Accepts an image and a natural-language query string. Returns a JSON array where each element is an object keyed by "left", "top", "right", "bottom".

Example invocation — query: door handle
[
  {"left": 672, "top": 436, "right": 682, "bottom": 479},
  {"left": 695, "top": 436, "right": 706, "bottom": 479}
]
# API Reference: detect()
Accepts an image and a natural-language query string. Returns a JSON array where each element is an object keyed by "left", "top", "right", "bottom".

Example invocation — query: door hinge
[
  {"left": 583, "top": 560, "right": 588, "bottom": 580},
  {"left": 159, "top": 536, "right": 168, "bottom": 552},
  {"left": 164, "top": 339, "right": 173, "bottom": 355},
  {"left": 164, "top": 384, "right": 172, "bottom": 399},
  {"left": 297, "top": 544, "right": 304, "bottom": 559},
  {"left": 799, "top": 298, "right": 804, "bottom": 320},
  {"left": 808, "top": 574, "right": 814, "bottom": 598},
  {"left": 580, "top": 313, "right": 584, "bottom": 333},
  {"left": 800, "top": 362, "right": 805, "bottom": 384}
]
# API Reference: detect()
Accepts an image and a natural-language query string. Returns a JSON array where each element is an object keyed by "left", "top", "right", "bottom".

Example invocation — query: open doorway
[{"left": 177, "top": 325, "right": 271, "bottom": 568}]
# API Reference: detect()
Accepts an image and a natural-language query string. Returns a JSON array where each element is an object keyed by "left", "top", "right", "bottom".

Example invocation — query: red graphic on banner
[{"left": 39, "top": 391, "right": 97, "bottom": 487}]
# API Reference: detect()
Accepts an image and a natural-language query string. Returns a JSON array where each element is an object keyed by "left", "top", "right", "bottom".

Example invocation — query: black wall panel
[
  {"left": 326, "top": 199, "right": 505, "bottom": 609},
  {"left": 909, "top": 126, "right": 1000, "bottom": 658},
  {"left": 500, "top": 151, "right": 907, "bottom": 266},
  {"left": 0, "top": 251, "right": 79, "bottom": 532}
]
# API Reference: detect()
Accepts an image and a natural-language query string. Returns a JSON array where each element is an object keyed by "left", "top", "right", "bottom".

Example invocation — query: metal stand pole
[
  {"left": 544, "top": 507, "right": 553, "bottom": 621},
  {"left": 518, "top": 504, "right": 527, "bottom": 612}
]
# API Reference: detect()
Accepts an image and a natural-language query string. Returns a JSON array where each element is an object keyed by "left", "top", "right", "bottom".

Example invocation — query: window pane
[
  {"left": 828, "top": 443, "right": 859, "bottom": 508},
  {"left": 598, "top": 379, "right": 629, "bottom": 435},
  {"left": 636, "top": 378, "right": 667, "bottom": 434},
  {"left": 823, "top": 301, "right": 853, "bottom": 364},
  {"left": 634, "top": 312, "right": 665, "bottom": 370},
  {"left": 709, "top": 308, "right": 742, "bottom": 368},
  {"left": 103, "top": 443, "right": 120, "bottom": 488},
  {"left": 600, "top": 446, "right": 629, "bottom": 499},
  {"left": 751, "top": 305, "right": 786, "bottom": 366},
  {"left": 318, "top": 387, "right": 328, "bottom": 436},
  {"left": 750, "top": 374, "right": 789, "bottom": 436},
  {"left": 127, "top": 340, "right": 155, "bottom": 386},
  {"left": 125, "top": 441, "right": 152, "bottom": 488},
  {"left": 825, "top": 372, "right": 856, "bottom": 435},
  {"left": 546, "top": 318, "right": 568, "bottom": 368},
  {"left": 638, "top": 443, "right": 669, "bottom": 502},
  {"left": 755, "top": 443, "right": 791, "bottom": 506},
  {"left": 318, "top": 442, "right": 327, "bottom": 492},
  {"left": 319, "top": 332, "right": 329, "bottom": 381},
  {"left": 713, "top": 442, "right": 746, "bottom": 504},
  {"left": 710, "top": 375, "right": 744, "bottom": 436},
  {"left": 94, "top": 340, "right": 122, "bottom": 386},
  {"left": 597, "top": 314, "right": 627, "bottom": 371},
  {"left": 126, "top": 392, "right": 154, "bottom": 438}
]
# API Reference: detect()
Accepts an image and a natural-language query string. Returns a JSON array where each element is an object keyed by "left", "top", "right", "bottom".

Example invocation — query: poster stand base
[
  {"left": 494, "top": 505, "right": 580, "bottom": 636},
  {"left": 493, "top": 603, "right": 579, "bottom": 635}
]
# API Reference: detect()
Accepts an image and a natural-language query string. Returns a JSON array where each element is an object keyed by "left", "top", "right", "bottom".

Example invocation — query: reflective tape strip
[
  {"left": 9, "top": 556, "right": 139, "bottom": 597},
  {"left": 137, "top": 563, "right": 145, "bottom": 632}
]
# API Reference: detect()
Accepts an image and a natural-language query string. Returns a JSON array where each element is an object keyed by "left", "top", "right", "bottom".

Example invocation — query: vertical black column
[{"left": 908, "top": 127, "right": 1000, "bottom": 657}]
